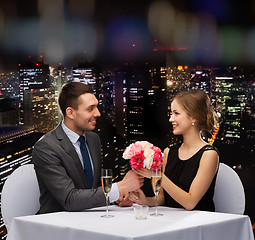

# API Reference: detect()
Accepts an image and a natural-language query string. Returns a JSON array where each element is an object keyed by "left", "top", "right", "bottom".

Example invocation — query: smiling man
[{"left": 32, "top": 82, "right": 143, "bottom": 214}]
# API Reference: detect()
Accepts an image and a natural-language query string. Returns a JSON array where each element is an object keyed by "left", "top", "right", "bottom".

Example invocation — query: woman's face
[{"left": 169, "top": 99, "right": 195, "bottom": 135}]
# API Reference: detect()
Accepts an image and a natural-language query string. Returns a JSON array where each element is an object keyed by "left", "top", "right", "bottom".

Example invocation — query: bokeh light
[
  {"left": 38, "top": 0, "right": 98, "bottom": 64},
  {"left": 217, "top": 26, "right": 244, "bottom": 64},
  {"left": 106, "top": 17, "right": 150, "bottom": 60},
  {"left": 147, "top": 0, "right": 254, "bottom": 65},
  {"left": 192, "top": 0, "right": 231, "bottom": 23},
  {"left": 148, "top": 1, "right": 175, "bottom": 45},
  {"left": 195, "top": 12, "right": 218, "bottom": 63},
  {"left": 68, "top": 0, "right": 95, "bottom": 18},
  {"left": 65, "top": 20, "right": 98, "bottom": 62},
  {"left": 38, "top": 0, "right": 65, "bottom": 20},
  {"left": 0, "top": 8, "right": 4, "bottom": 38},
  {"left": 39, "top": 39, "right": 65, "bottom": 64},
  {"left": 245, "top": 28, "right": 255, "bottom": 64},
  {"left": 1, "top": 0, "right": 255, "bottom": 68},
  {"left": 3, "top": 19, "right": 39, "bottom": 53}
]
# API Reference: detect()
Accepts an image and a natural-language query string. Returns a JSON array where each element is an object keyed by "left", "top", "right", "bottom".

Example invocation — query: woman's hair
[
  {"left": 58, "top": 81, "right": 94, "bottom": 117},
  {"left": 173, "top": 89, "right": 217, "bottom": 132}
]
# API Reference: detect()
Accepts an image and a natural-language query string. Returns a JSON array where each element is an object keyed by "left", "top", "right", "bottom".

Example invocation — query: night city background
[{"left": 1, "top": 0, "right": 255, "bottom": 239}]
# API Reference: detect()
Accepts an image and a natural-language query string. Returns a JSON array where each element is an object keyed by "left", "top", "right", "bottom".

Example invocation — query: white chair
[
  {"left": 213, "top": 163, "right": 245, "bottom": 215},
  {"left": 1, "top": 164, "right": 40, "bottom": 231}
]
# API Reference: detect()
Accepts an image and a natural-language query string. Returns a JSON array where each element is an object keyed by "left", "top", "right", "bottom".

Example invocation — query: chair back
[
  {"left": 1, "top": 164, "right": 40, "bottom": 230},
  {"left": 213, "top": 163, "right": 245, "bottom": 215}
]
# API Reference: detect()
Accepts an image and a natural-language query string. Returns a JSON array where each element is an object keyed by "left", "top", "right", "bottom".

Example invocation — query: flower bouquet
[{"left": 122, "top": 141, "right": 163, "bottom": 171}]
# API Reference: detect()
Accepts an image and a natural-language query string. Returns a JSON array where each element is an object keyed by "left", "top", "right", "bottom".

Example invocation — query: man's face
[{"left": 71, "top": 93, "right": 101, "bottom": 134}]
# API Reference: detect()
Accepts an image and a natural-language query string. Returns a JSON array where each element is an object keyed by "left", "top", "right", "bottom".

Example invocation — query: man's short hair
[{"left": 58, "top": 82, "right": 94, "bottom": 117}]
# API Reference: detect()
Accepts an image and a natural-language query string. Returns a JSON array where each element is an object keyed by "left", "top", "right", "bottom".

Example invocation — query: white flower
[
  {"left": 143, "top": 148, "right": 155, "bottom": 169},
  {"left": 122, "top": 143, "right": 134, "bottom": 159},
  {"left": 143, "top": 156, "right": 153, "bottom": 169},
  {"left": 144, "top": 148, "right": 154, "bottom": 158}
]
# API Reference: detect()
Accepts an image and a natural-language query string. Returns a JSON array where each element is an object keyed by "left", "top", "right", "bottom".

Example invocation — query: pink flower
[
  {"left": 130, "top": 153, "right": 144, "bottom": 170},
  {"left": 129, "top": 144, "right": 143, "bottom": 156},
  {"left": 135, "top": 141, "right": 153, "bottom": 150},
  {"left": 150, "top": 146, "right": 163, "bottom": 170}
]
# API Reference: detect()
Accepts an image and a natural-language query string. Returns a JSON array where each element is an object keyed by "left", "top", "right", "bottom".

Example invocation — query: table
[{"left": 6, "top": 205, "right": 254, "bottom": 240}]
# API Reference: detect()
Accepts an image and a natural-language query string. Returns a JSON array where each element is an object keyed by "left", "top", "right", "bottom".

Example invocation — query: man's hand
[{"left": 117, "top": 170, "right": 144, "bottom": 195}]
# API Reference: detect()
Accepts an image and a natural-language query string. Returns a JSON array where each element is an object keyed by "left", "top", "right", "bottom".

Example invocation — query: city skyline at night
[
  {"left": 1, "top": 59, "right": 255, "bottom": 164},
  {"left": 1, "top": 56, "right": 255, "bottom": 240}
]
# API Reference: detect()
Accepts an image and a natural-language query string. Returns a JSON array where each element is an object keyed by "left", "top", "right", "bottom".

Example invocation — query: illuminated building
[
  {"left": 112, "top": 64, "right": 169, "bottom": 144},
  {"left": 147, "top": 67, "right": 169, "bottom": 148},
  {"left": 189, "top": 69, "right": 211, "bottom": 95},
  {"left": 71, "top": 65, "right": 97, "bottom": 93},
  {"left": 97, "top": 70, "right": 115, "bottom": 125},
  {"left": 243, "top": 82, "right": 255, "bottom": 141},
  {"left": 24, "top": 88, "right": 56, "bottom": 133},
  {"left": 19, "top": 61, "right": 50, "bottom": 126},
  {"left": 53, "top": 64, "right": 66, "bottom": 93},
  {"left": 211, "top": 68, "right": 246, "bottom": 142},
  {"left": 111, "top": 65, "right": 145, "bottom": 142},
  {"left": 242, "top": 102, "right": 255, "bottom": 141},
  {"left": 0, "top": 72, "right": 19, "bottom": 100},
  {"left": 96, "top": 68, "right": 131, "bottom": 179},
  {"left": 113, "top": 71, "right": 125, "bottom": 138},
  {"left": 0, "top": 126, "right": 43, "bottom": 238},
  {"left": 238, "top": 81, "right": 255, "bottom": 167},
  {"left": 94, "top": 70, "right": 126, "bottom": 180},
  {"left": 164, "top": 66, "right": 190, "bottom": 106},
  {"left": 120, "top": 64, "right": 149, "bottom": 143},
  {"left": 52, "top": 64, "right": 67, "bottom": 124}
]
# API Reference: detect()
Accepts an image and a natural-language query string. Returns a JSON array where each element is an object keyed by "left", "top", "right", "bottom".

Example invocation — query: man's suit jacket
[{"left": 32, "top": 123, "right": 105, "bottom": 214}]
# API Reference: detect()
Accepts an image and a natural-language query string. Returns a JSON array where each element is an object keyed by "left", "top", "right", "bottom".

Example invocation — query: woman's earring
[{"left": 192, "top": 122, "right": 195, "bottom": 126}]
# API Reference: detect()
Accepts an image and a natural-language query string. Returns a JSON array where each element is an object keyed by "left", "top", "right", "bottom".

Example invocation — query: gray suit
[{"left": 32, "top": 123, "right": 105, "bottom": 214}]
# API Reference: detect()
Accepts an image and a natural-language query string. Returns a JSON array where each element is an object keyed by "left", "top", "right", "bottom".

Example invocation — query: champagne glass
[
  {"left": 101, "top": 169, "right": 114, "bottom": 218},
  {"left": 151, "top": 168, "right": 163, "bottom": 216}
]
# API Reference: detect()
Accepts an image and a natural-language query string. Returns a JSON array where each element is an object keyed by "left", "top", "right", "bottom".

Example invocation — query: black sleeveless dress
[{"left": 163, "top": 144, "right": 218, "bottom": 212}]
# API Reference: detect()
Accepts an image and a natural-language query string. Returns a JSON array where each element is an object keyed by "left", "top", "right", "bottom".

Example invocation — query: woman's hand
[
  {"left": 129, "top": 189, "right": 148, "bottom": 206},
  {"left": 115, "top": 193, "right": 133, "bottom": 207},
  {"left": 134, "top": 168, "right": 152, "bottom": 179}
]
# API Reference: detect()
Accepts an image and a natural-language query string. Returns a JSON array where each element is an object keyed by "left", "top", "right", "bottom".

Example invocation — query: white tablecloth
[{"left": 7, "top": 205, "right": 254, "bottom": 240}]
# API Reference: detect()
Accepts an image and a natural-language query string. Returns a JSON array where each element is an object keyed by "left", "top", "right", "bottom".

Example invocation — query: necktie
[{"left": 78, "top": 136, "right": 93, "bottom": 189}]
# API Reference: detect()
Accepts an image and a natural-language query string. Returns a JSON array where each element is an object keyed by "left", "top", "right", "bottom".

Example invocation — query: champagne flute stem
[
  {"left": 106, "top": 196, "right": 109, "bottom": 217},
  {"left": 155, "top": 194, "right": 158, "bottom": 215}
]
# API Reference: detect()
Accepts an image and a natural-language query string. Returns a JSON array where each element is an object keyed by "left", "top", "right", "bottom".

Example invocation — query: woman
[{"left": 130, "top": 89, "right": 219, "bottom": 211}]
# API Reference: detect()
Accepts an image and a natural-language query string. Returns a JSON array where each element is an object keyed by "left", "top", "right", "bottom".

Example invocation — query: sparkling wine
[
  {"left": 101, "top": 176, "right": 112, "bottom": 197},
  {"left": 151, "top": 176, "right": 162, "bottom": 195}
]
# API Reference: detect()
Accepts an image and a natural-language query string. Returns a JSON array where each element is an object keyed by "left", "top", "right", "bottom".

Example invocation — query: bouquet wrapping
[{"left": 122, "top": 141, "right": 163, "bottom": 171}]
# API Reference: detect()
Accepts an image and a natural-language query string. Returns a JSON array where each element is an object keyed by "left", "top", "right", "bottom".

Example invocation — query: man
[{"left": 32, "top": 82, "right": 143, "bottom": 214}]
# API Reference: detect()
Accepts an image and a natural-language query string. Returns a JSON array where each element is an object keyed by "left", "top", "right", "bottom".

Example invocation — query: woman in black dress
[{"left": 130, "top": 89, "right": 219, "bottom": 211}]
